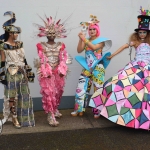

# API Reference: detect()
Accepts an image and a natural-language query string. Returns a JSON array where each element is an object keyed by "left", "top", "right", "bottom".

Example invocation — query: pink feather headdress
[{"left": 36, "top": 15, "right": 68, "bottom": 38}]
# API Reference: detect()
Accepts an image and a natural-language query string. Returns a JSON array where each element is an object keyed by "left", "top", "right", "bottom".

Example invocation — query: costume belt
[{"left": 8, "top": 65, "right": 28, "bottom": 82}]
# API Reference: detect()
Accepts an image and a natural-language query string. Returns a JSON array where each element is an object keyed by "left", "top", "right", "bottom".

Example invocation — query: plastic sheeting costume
[
  {"left": 34, "top": 15, "right": 72, "bottom": 126},
  {"left": 71, "top": 15, "right": 112, "bottom": 117},
  {"left": 0, "top": 11, "right": 35, "bottom": 129},
  {"left": 89, "top": 7, "right": 150, "bottom": 130}
]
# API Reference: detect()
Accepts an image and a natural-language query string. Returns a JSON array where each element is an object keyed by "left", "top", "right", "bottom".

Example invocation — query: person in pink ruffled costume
[{"left": 34, "top": 15, "right": 72, "bottom": 126}]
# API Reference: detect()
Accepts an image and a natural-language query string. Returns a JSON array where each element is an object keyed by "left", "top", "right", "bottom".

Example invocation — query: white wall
[{"left": 0, "top": 0, "right": 149, "bottom": 97}]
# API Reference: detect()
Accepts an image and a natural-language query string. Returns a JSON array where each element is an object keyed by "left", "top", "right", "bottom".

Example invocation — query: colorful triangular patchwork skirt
[{"left": 89, "top": 60, "right": 150, "bottom": 130}]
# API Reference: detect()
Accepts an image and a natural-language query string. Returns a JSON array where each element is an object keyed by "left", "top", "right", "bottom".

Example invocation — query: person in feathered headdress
[
  {"left": 71, "top": 15, "right": 112, "bottom": 118},
  {"left": 89, "top": 7, "right": 150, "bottom": 130},
  {"left": 0, "top": 11, "right": 35, "bottom": 129},
  {"left": 34, "top": 14, "right": 72, "bottom": 127}
]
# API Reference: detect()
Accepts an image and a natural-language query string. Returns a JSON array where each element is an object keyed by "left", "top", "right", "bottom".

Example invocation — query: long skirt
[
  {"left": 89, "top": 60, "right": 150, "bottom": 130},
  {"left": 3, "top": 71, "right": 35, "bottom": 127}
]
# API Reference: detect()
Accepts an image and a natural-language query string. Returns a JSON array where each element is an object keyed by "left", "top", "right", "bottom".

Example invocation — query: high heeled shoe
[
  {"left": 55, "top": 110, "right": 62, "bottom": 118},
  {"left": 12, "top": 116, "right": 21, "bottom": 129},
  {"left": 71, "top": 111, "right": 83, "bottom": 117},
  {"left": 10, "top": 101, "right": 21, "bottom": 129},
  {"left": 47, "top": 113, "right": 59, "bottom": 127}
]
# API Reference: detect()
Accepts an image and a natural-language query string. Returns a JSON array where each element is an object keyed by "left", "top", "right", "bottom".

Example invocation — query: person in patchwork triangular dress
[{"left": 89, "top": 7, "right": 150, "bottom": 130}]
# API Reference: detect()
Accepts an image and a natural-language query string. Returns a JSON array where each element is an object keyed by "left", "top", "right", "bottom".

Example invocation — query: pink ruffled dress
[{"left": 36, "top": 42, "right": 68, "bottom": 114}]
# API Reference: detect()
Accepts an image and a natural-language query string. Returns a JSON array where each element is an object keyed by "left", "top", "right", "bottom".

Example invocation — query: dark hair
[
  {"left": 4, "top": 31, "right": 10, "bottom": 42},
  {"left": 129, "top": 31, "right": 150, "bottom": 45}
]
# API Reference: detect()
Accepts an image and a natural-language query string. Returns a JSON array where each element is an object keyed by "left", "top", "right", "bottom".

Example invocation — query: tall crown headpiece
[
  {"left": 135, "top": 6, "right": 150, "bottom": 31},
  {"left": 0, "top": 11, "right": 21, "bottom": 41}
]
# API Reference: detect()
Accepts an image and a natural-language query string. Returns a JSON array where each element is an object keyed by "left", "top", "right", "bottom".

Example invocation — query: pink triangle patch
[
  {"left": 132, "top": 68, "right": 137, "bottom": 73},
  {"left": 124, "top": 100, "right": 132, "bottom": 108},
  {"left": 116, "top": 100, "right": 126, "bottom": 112},
  {"left": 118, "top": 74, "right": 125, "bottom": 80},
  {"left": 105, "top": 99, "right": 116, "bottom": 106},
  {"left": 144, "top": 70, "right": 148, "bottom": 77},
  {"left": 135, "top": 109, "right": 142, "bottom": 118},
  {"left": 93, "top": 96, "right": 103, "bottom": 106},
  {"left": 101, "top": 106, "right": 108, "bottom": 118},
  {"left": 114, "top": 85, "right": 123, "bottom": 92},
  {"left": 124, "top": 85, "right": 132, "bottom": 92},
  {"left": 140, "top": 121, "right": 150, "bottom": 130},
  {"left": 126, "top": 119, "right": 135, "bottom": 128},
  {"left": 135, "top": 119, "right": 140, "bottom": 128},
  {"left": 121, "top": 70, "right": 127, "bottom": 77}
]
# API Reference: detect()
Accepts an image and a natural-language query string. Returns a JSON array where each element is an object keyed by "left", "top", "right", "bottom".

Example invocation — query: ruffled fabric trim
[
  {"left": 38, "top": 69, "right": 65, "bottom": 113},
  {"left": 58, "top": 43, "right": 68, "bottom": 76}
]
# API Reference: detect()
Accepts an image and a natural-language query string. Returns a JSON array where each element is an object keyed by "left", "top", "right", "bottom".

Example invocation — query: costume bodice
[
  {"left": 0, "top": 41, "right": 25, "bottom": 68},
  {"left": 135, "top": 43, "right": 150, "bottom": 62},
  {"left": 75, "top": 37, "right": 112, "bottom": 70},
  {"left": 84, "top": 37, "right": 104, "bottom": 69},
  {"left": 41, "top": 42, "right": 62, "bottom": 68}
]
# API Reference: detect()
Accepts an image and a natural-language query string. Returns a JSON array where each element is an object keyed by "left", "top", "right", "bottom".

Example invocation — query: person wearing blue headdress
[{"left": 0, "top": 11, "right": 35, "bottom": 129}]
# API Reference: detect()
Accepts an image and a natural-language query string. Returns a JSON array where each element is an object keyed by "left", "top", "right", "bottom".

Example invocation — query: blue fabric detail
[
  {"left": 147, "top": 94, "right": 150, "bottom": 101},
  {"left": 133, "top": 65, "right": 140, "bottom": 69},
  {"left": 17, "top": 108, "right": 33, "bottom": 116},
  {"left": 133, "top": 102, "right": 141, "bottom": 109},
  {"left": 116, "top": 80, "right": 124, "bottom": 88},
  {"left": 108, "top": 115, "right": 119, "bottom": 123},
  {"left": 0, "top": 34, "right": 5, "bottom": 41},
  {"left": 75, "top": 56, "right": 90, "bottom": 71},
  {"left": 132, "top": 79, "right": 139, "bottom": 84},
  {"left": 91, "top": 37, "right": 111, "bottom": 45},
  {"left": 75, "top": 37, "right": 112, "bottom": 70},
  {"left": 121, "top": 110, "right": 134, "bottom": 124},
  {"left": 140, "top": 112, "right": 149, "bottom": 125},
  {"left": 136, "top": 71, "right": 144, "bottom": 78},
  {"left": 75, "top": 52, "right": 111, "bottom": 70},
  {"left": 3, "top": 11, "right": 16, "bottom": 26}
]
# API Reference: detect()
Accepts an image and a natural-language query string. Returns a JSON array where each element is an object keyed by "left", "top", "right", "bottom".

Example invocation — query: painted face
[
  {"left": 89, "top": 27, "right": 97, "bottom": 37},
  {"left": 86, "top": 53, "right": 97, "bottom": 68},
  {"left": 47, "top": 26, "right": 56, "bottom": 39},
  {"left": 76, "top": 75, "right": 87, "bottom": 97},
  {"left": 138, "top": 30, "right": 147, "bottom": 39}
]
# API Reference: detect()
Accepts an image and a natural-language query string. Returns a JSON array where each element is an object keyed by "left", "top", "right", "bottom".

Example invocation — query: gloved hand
[
  {"left": 27, "top": 71, "right": 35, "bottom": 82},
  {"left": 1, "top": 80, "right": 7, "bottom": 85}
]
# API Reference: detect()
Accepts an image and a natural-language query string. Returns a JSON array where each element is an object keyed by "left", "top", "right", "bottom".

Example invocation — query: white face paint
[{"left": 138, "top": 30, "right": 147, "bottom": 39}]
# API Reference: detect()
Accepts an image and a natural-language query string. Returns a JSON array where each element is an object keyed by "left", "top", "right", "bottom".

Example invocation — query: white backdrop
[{"left": 0, "top": 0, "right": 149, "bottom": 98}]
